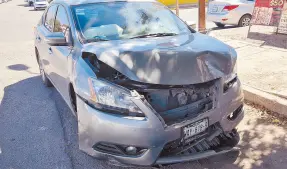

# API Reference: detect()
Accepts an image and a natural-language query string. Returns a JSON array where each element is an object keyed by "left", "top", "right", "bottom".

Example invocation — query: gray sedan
[{"left": 34, "top": 0, "right": 244, "bottom": 167}]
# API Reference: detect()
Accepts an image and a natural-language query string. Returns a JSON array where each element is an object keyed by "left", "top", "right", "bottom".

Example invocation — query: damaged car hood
[{"left": 82, "top": 33, "right": 237, "bottom": 85}]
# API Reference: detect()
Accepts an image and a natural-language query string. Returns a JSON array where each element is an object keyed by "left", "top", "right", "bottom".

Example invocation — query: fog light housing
[
  {"left": 93, "top": 142, "right": 147, "bottom": 156},
  {"left": 125, "top": 146, "right": 137, "bottom": 155},
  {"left": 228, "top": 105, "right": 243, "bottom": 120}
]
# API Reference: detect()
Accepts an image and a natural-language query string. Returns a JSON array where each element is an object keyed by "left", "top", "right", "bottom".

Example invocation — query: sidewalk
[
  {"left": 209, "top": 25, "right": 287, "bottom": 116},
  {"left": 210, "top": 26, "right": 287, "bottom": 94}
]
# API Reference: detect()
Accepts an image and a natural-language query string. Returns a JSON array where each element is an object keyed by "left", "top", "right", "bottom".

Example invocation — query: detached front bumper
[
  {"left": 76, "top": 79, "right": 244, "bottom": 166},
  {"left": 156, "top": 147, "right": 240, "bottom": 165}
]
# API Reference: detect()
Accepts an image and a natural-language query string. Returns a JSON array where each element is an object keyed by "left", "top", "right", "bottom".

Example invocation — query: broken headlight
[
  {"left": 87, "top": 78, "right": 144, "bottom": 117},
  {"left": 224, "top": 55, "right": 238, "bottom": 93},
  {"left": 223, "top": 73, "right": 237, "bottom": 93}
]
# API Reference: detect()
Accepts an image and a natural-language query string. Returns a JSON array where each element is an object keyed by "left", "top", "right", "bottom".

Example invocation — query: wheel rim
[{"left": 242, "top": 17, "right": 251, "bottom": 26}]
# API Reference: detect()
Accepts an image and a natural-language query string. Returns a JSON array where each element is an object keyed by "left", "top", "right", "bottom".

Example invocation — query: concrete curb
[{"left": 243, "top": 85, "right": 287, "bottom": 117}]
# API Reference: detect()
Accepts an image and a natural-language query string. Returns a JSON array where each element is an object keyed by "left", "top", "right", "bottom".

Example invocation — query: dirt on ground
[{"left": 197, "top": 103, "right": 287, "bottom": 169}]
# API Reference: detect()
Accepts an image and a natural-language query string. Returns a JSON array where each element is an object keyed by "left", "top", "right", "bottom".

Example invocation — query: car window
[
  {"left": 44, "top": 5, "right": 58, "bottom": 32},
  {"left": 54, "top": 6, "right": 70, "bottom": 35}
]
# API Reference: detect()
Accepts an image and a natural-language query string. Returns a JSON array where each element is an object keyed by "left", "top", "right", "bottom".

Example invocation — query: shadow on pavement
[
  {"left": 211, "top": 25, "right": 238, "bottom": 31},
  {"left": 233, "top": 104, "right": 287, "bottom": 169},
  {"left": 0, "top": 76, "right": 72, "bottom": 169},
  {"left": 17, "top": 4, "right": 30, "bottom": 7},
  {"left": 52, "top": 81, "right": 238, "bottom": 169},
  {"left": 247, "top": 32, "right": 287, "bottom": 49},
  {"left": 7, "top": 64, "right": 38, "bottom": 75},
  {"left": 7, "top": 64, "right": 29, "bottom": 71},
  {"left": 29, "top": 9, "right": 45, "bottom": 11}
]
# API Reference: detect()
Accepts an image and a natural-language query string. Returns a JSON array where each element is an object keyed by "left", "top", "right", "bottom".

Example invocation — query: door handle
[{"left": 48, "top": 47, "right": 53, "bottom": 55}]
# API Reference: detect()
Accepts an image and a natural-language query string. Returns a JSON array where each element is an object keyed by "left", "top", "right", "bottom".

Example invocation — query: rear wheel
[
  {"left": 238, "top": 14, "right": 251, "bottom": 27},
  {"left": 69, "top": 84, "right": 77, "bottom": 116},
  {"left": 215, "top": 22, "right": 225, "bottom": 28}
]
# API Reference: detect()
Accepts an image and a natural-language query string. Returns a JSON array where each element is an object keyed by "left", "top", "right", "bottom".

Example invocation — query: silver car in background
[
  {"left": 33, "top": 0, "right": 48, "bottom": 10},
  {"left": 34, "top": 0, "right": 244, "bottom": 166}
]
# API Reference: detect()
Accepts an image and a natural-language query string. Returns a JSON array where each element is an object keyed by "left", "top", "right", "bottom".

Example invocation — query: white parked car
[
  {"left": 207, "top": 0, "right": 255, "bottom": 28},
  {"left": 33, "top": 0, "right": 48, "bottom": 10}
]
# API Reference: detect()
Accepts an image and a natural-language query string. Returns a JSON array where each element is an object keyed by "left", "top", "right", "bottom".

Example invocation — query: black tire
[
  {"left": 36, "top": 49, "right": 53, "bottom": 87},
  {"left": 215, "top": 22, "right": 225, "bottom": 28},
  {"left": 69, "top": 85, "right": 77, "bottom": 114},
  {"left": 238, "top": 14, "right": 251, "bottom": 27}
]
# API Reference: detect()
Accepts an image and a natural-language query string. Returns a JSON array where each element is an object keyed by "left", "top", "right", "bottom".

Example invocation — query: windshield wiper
[
  {"left": 130, "top": 33, "right": 178, "bottom": 39},
  {"left": 86, "top": 39, "right": 109, "bottom": 43},
  {"left": 86, "top": 36, "right": 109, "bottom": 43}
]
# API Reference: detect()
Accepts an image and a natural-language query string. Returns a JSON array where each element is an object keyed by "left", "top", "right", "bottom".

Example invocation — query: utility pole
[
  {"left": 176, "top": 0, "right": 179, "bottom": 16},
  {"left": 198, "top": 0, "right": 206, "bottom": 32}
]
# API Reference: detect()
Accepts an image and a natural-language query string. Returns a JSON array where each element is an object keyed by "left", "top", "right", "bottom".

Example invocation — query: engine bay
[{"left": 83, "top": 53, "right": 217, "bottom": 125}]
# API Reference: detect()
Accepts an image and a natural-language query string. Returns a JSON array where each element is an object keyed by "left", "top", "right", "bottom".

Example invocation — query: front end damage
[{"left": 74, "top": 35, "right": 244, "bottom": 166}]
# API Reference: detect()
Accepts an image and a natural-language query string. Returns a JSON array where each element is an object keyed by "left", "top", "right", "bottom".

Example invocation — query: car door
[
  {"left": 48, "top": 5, "right": 73, "bottom": 102},
  {"left": 36, "top": 4, "right": 58, "bottom": 80},
  {"left": 242, "top": 0, "right": 255, "bottom": 14}
]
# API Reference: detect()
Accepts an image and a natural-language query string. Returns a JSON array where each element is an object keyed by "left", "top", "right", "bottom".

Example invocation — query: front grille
[
  {"left": 138, "top": 80, "right": 218, "bottom": 126},
  {"left": 160, "top": 124, "right": 239, "bottom": 157}
]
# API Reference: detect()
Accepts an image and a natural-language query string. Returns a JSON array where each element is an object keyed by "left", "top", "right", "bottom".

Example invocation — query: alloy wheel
[{"left": 242, "top": 17, "right": 251, "bottom": 26}]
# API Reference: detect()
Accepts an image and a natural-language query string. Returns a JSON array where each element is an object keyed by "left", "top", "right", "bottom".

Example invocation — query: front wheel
[{"left": 238, "top": 14, "right": 251, "bottom": 27}]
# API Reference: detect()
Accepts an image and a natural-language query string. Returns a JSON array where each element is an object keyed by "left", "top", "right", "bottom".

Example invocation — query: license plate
[{"left": 183, "top": 118, "right": 209, "bottom": 139}]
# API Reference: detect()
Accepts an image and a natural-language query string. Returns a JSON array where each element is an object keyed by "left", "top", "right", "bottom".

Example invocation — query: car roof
[{"left": 51, "top": 0, "right": 157, "bottom": 6}]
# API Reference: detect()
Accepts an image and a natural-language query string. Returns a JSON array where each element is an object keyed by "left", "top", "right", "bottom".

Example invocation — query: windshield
[
  {"left": 35, "top": 0, "right": 46, "bottom": 2},
  {"left": 72, "top": 2, "right": 191, "bottom": 42}
]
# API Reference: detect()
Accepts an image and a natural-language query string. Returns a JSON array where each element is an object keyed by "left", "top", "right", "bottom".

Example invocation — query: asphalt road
[{"left": 1, "top": 1, "right": 287, "bottom": 169}]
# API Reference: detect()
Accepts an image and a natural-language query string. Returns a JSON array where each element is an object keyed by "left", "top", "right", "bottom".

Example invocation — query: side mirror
[
  {"left": 186, "top": 21, "right": 197, "bottom": 30},
  {"left": 45, "top": 32, "right": 68, "bottom": 46}
]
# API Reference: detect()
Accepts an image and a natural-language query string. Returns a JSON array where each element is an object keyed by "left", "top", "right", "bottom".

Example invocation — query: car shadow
[
  {"left": 17, "top": 4, "right": 30, "bottom": 7},
  {"left": 0, "top": 76, "right": 72, "bottom": 168},
  {"left": 29, "top": 8, "right": 46, "bottom": 11},
  {"left": 211, "top": 25, "right": 239, "bottom": 31}
]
